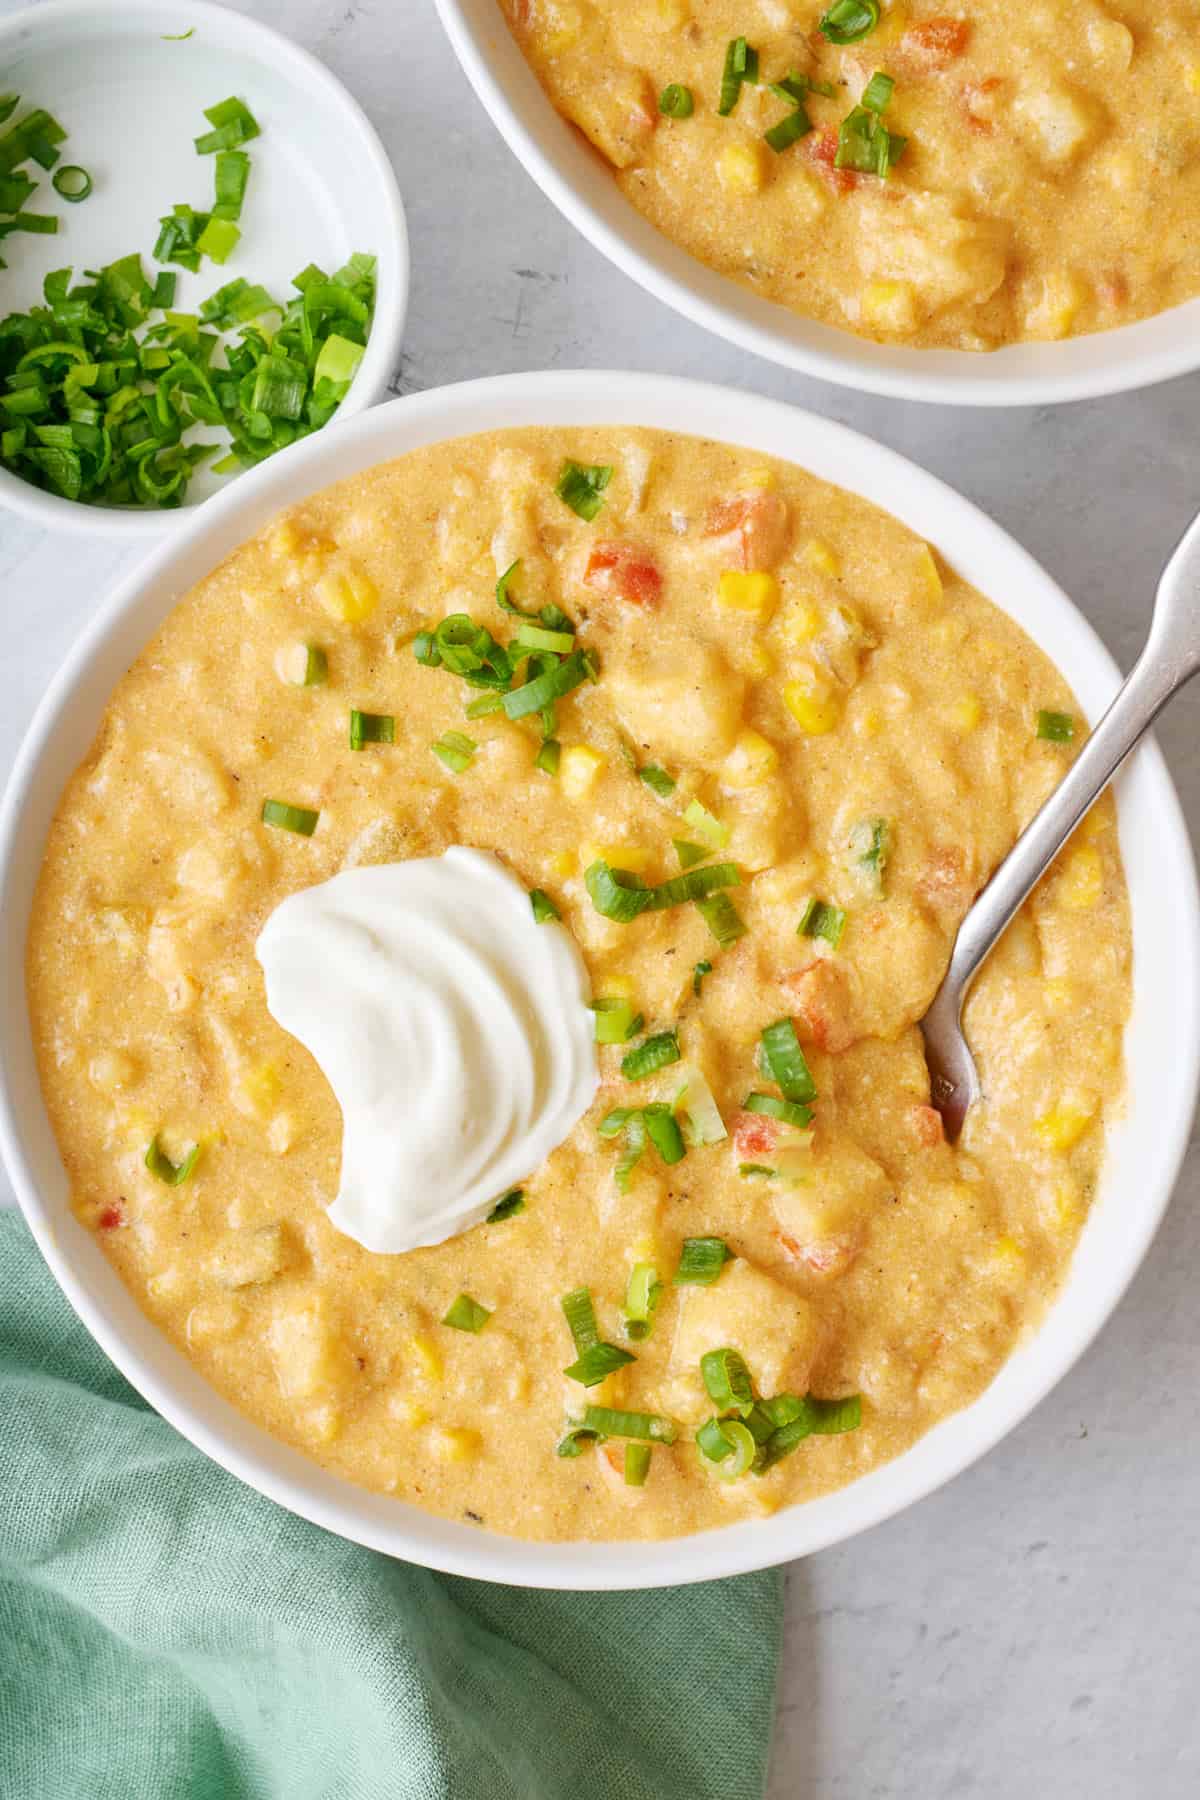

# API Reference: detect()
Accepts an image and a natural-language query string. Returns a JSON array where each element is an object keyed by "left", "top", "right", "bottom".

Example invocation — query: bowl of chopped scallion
[{"left": 0, "top": 0, "right": 408, "bottom": 533}]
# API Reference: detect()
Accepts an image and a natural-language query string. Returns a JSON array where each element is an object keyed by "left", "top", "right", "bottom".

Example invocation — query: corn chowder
[
  {"left": 501, "top": 0, "right": 1200, "bottom": 350},
  {"left": 29, "top": 427, "right": 1130, "bottom": 1541}
]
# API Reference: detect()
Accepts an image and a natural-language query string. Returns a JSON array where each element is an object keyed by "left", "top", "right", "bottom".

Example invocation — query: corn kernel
[
  {"left": 1034, "top": 1098, "right": 1096, "bottom": 1152},
  {"left": 548, "top": 849, "right": 576, "bottom": 879},
  {"left": 1025, "top": 271, "right": 1089, "bottom": 342},
  {"left": 648, "top": 0, "right": 690, "bottom": 25},
  {"left": 269, "top": 518, "right": 302, "bottom": 558},
  {"left": 316, "top": 565, "right": 378, "bottom": 623},
  {"left": 1057, "top": 846, "right": 1103, "bottom": 911},
  {"left": 1185, "top": 65, "right": 1200, "bottom": 96},
  {"left": 862, "top": 280, "right": 919, "bottom": 335},
  {"left": 802, "top": 538, "right": 840, "bottom": 579},
  {"left": 1043, "top": 977, "right": 1075, "bottom": 1013},
  {"left": 559, "top": 745, "right": 606, "bottom": 799},
  {"left": 581, "top": 842, "right": 652, "bottom": 874},
  {"left": 408, "top": 1335, "right": 443, "bottom": 1383},
  {"left": 721, "top": 728, "right": 780, "bottom": 788},
  {"left": 736, "top": 465, "right": 776, "bottom": 492},
  {"left": 912, "top": 543, "right": 943, "bottom": 605},
  {"left": 541, "top": 1, "right": 583, "bottom": 53},
  {"left": 1052, "top": 1176, "right": 1083, "bottom": 1230},
  {"left": 718, "top": 141, "right": 765, "bottom": 195},
  {"left": 239, "top": 1061, "right": 282, "bottom": 1118},
  {"left": 993, "top": 1234, "right": 1025, "bottom": 1269},
  {"left": 783, "top": 669, "right": 841, "bottom": 736},
  {"left": 947, "top": 693, "right": 983, "bottom": 732},
  {"left": 718, "top": 570, "right": 779, "bottom": 619},
  {"left": 782, "top": 597, "right": 822, "bottom": 644},
  {"left": 874, "top": 2, "right": 909, "bottom": 45},
  {"left": 430, "top": 1425, "right": 481, "bottom": 1463},
  {"left": 389, "top": 1396, "right": 431, "bottom": 1428},
  {"left": 630, "top": 1233, "right": 658, "bottom": 1262},
  {"left": 603, "top": 975, "right": 635, "bottom": 1001}
]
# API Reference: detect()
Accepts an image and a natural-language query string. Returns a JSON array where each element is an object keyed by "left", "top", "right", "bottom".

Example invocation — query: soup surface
[
  {"left": 29, "top": 426, "right": 1131, "bottom": 1541},
  {"left": 501, "top": 0, "right": 1200, "bottom": 350}
]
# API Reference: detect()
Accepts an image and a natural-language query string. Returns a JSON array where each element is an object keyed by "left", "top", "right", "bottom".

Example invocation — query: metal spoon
[{"left": 921, "top": 511, "right": 1200, "bottom": 1142}]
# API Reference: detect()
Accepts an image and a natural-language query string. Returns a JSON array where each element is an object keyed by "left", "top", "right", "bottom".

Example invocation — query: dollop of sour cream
[{"left": 255, "top": 848, "right": 598, "bottom": 1254}]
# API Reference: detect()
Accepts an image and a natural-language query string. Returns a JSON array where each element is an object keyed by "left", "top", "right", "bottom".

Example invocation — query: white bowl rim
[
  {"left": 433, "top": 0, "right": 1200, "bottom": 408},
  {"left": 1, "top": 368, "right": 1197, "bottom": 1589},
  {"left": 0, "top": 0, "right": 409, "bottom": 538}
]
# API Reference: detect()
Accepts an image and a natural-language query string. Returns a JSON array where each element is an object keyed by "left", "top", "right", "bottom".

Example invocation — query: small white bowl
[
  {"left": 1, "top": 370, "right": 1196, "bottom": 1589},
  {"left": 0, "top": 0, "right": 408, "bottom": 536},
  {"left": 435, "top": 0, "right": 1200, "bottom": 407}
]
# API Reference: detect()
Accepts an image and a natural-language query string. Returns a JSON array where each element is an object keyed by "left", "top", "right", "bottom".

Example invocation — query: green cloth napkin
[{"left": 0, "top": 1211, "right": 782, "bottom": 1800}]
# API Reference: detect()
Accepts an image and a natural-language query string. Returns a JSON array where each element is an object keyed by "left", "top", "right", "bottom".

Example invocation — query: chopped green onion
[
  {"left": 755, "top": 1393, "right": 863, "bottom": 1470},
  {"left": 819, "top": 0, "right": 879, "bottom": 42},
  {"left": 312, "top": 333, "right": 364, "bottom": 388},
  {"left": 623, "top": 1262, "right": 662, "bottom": 1341},
  {"left": 581, "top": 1405, "right": 678, "bottom": 1445},
  {"left": 0, "top": 97, "right": 18, "bottom": 126},
  {"left": 432, "top": 730, "right": 477, "bottom": 774},
  {"left": 674, "top": 839, "right": 710, "bottom": 870},
  {"left": 534, "top": 737, "right": 561, "bottom": 776},
  {"left": 701, "top": 1347, "right": 755, "bottom": 1417},
  {"left": 637, "top": 763, "right": 675, "bottom": 797},
  {"left": 739, "top": 1163, "right": 775, "bottom": 1178},
  {"left": 621, "top": 1030, "right": 681, "bottom": 1081},
  {"left": 659, "top": 84, "right": 694, "bottom": 119},
  {"left": 759, "top": 1018, "right": 817, "bottom": 1104},
  {"left": 555, "top": 459, "right": 612, "bottom": 521},
  {"left": 590, "top": 997, "right": 641, "bottom": 1045},
  {"left": 862, "top": 71, "right": 895, "bottom": 113},
  {"left": 682, "top": 798, "right": 730, "bottom": 848},
  {"left": 642, "top": 1103, "right": 686, "bottom": 1165},
  {"left": 672, "top": 1064, "right": 727, "bottom": 1147},
  {"left": 561, "top": 1287, "right": 600, "bottom": 1355},
  {"left": 696, "top": 892, "right": 747, "bottom": 948},
  {"left": 624, "top": 1442, "right": 652, "bottom": 1486},
  {"left": 51, "top": 164, "right": 91, "bottom": 202},
  {"left": 585, "top": 861, "right": 653, "bottom": 923},
  {"left": 495, "top": 558, "right": 521, "bottom": 610},
  {"left": 849, "top": 817, "right": 890, "bottom": 891},
  {"left": 349, "top": 708, "right": 394, "bottom": 749},
  {"left": 836, "top": 78, "right": 906, "bottom": 177},
  {"left": 598, "top": 1107, "right": 637, "bottom": 1138},
  {"left": 144, "top": 1133, "right": 200, "bottom": 1186},
  {"left": 765, "top": 106, "right": 812, "bottom": 153},
  {"left": 488, "top": 1189, "right": 525, "bottom": 1222},
  {"left": 213, "top": 149, "right": 249, "bottom": 220},
  {"left": 195, "top": 215, "right": 241, "bottom": 264},
  {"left": 162, "top": 28, "right": 196, "bottom": 39},
  {"left": 8, "top": 212, "right": 57, "bottom": 234},
  {"left": 797, "top": 897, "right": 846, "bottom": 948},
  {"left": 502, "top": 649, "right": 592, "bottom": 720},
  {"left": 744, "top": 1091, "right": 814, "bottom": 1130},
  {"left": 699, "top": 1418, "right": 757, "bottom": 1480},
  {"left": 194, "top": 95, "right": 260, "bottom": 154},
  {"left": 696, "top": 1418, "right": 735, "bottom": 1462},
  {"left": 261, "top": 798, "right": 319, "bottom": 836},
  {"left": 442, "top": 1293, "right": 491, "bottom": 1333},
  {"left": 674, "top": 1237, "right": 731, "bottom": 1286},
  {"left": 1037, "top": 709, "right": 1075, "bottom": 743},
  {"left": 412, "top": 631, "right": 440, "bottom": 666},
  {"left": 615, "top": 1109, "right": 647, "bottom": 1192},
  {"left": 515, "top": 619, "right": 575, "bottom": 655},
  {"left": 718, "top": 37, "right": 759, "bottom": 115},
  {"left": 530, "top": 888, "right": 560, "bottom": 924},
  {"left": 557, "top": 1423, "right": 604, "bottom": 1458},
  {"left": 648, "top": 862, "right": 741, "bottom": 911},
  {"left": 692, "top": 959, "right": 713, "bottom": 996},
  {"left": 564, "top": 1340, "right": 636, "bottom": 1387}
]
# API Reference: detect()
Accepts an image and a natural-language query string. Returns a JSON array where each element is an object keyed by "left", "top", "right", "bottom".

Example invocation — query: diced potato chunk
[
  {"left": 666, "top": 1258, "right": 821, "bottom": 1420},
  {"left": 607, "top": 645, "right": 745, "bottom": 765},
  {"left": 772, "top": 1138, "right": 891, "bottom": 1247},
  {"left": 862, "top": 280, "right": 920, "bottom": 335},
  {"left": 856, "top": 191, "right": 1009, "bottom": 316},
  {"left": 563, "top": 66, "right": 656, "bottom": 169},
  {"left": 268, "top": 1302, "right": 355, "bottom": 1400},
  {"left": 210, "top": 1223, "right": 292, "bottom": 1289},
  {"left": 1012, "top": 78, "right": 1100, "bottom": 165},
  {"left": 1024, "top": 271, "right": 1089, "bottom": 341}
]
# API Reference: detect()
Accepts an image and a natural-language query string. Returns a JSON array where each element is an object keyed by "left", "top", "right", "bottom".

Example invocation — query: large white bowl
[
  {"left": 0, "top": 0, "right": 408, "bottom": 536},
  {"left": 1, "top": 371, "right": 1196, "bottom": 1588},
  {"left": 435, "top": 0, "right": 1200, "bottom": 407}
]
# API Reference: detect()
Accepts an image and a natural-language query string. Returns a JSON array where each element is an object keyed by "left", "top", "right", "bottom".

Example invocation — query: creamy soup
[
  {"left": 29, "top": 427, "right": 1131, "bottom": 1541},
  {"left": 501, "top": 0, "right": 1200, "bottom": 350}
]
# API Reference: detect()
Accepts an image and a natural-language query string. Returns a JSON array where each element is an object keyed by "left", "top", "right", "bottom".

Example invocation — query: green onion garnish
[
  {"left": 564, "top": 1341, "right": 636, "bottom": 1387},
  {"left": 213, "top": 148, "right": 249, "bottom": 220},
  {"left": 624, "top": 1442, "right": 652, "bottom": 1486},
  {"left": 534, "top": 737, "right": 561, "bottom": 776},
  {"left": 530, "top": 888, "right": 560, "bottom": 924},
  {"left": 659, "top": 84, "right": 694, "bottom": 119},
  {"left": 51, "top": 164, "right": 91, "bottom": 202},
  {"left": 561, "top": 1287, "right": 600, "bottom": 1355},
  {"left": 620, "top": 1030, "right": 681, "bottom": 1081},
  {"left": 696, "top": 891, "right": 747, "bottom": 948},
  {"left": 759, "top": 1018, "right": 817, "bottom": 1104},
  {"left": 615, "top": 1110, "right": 647, "bottom": 1192},
  {"left": 278, "top": 643, "right": 327, "bottom": 686},
  {"left": 849, "top": 817, "right": 890, "bottom": 891},
  {"left": 557, "top": 1423, "right": 604, "bottom": 1458},
  {"left": 194, "top": 95, "right": 260, "bottom": 154},
  {"left": 261, "top": 798, "right": 319, "bottom": 836},
  {"left": 637, "top": 763, "right": 675, "bottom": 797},
  {"left": 674, "top": 839, "right": 709, "bottom": 870},
  {"left": 718, "top": 37, "right": 759, "bottom": 115},
  {"left": 819, "top": 0, "right": 879, "bottom": 41},
  {"left": 739, "top": 1163, "right": 775, "bottom": 1178},
  {"left": 585, "top": 861, "right": 653, "bottom": 923},
  {"left": 555, "top": 459, "right": 612, "bottom": 521},
  {"left": 1037, "top": 709, "right": 1075, "bottom": 743},
  {"left": 754, "top": 1393, "right": 863, "bottom": 1471},
  {"left": 431, "top": 730, "right": 477, "bottom": 773},
  {"left": 836, "top": 76, "right": 906, "bottom": 177},
  {"left": 743, "top": 1091, "right": 814, "bottom": 1130},
  {"left": 503, "top": 649, "right": 592, "bottom": 720},
  {"left": 701, "top": 1347, "right": 755, "bottom": 1417},
  {"left": 862, "top": 71, "right": 895, "bottom": 113},
  {"left": 698, "top": 1417, "right": 757, "bottom": 1480},
  {"left": 682, "top": 798, "right": 730, "bottom": 848},
  {"left": 487, "top": 1188, "right": 525, "bottom": 1222},
  {"left": 674, "top": 1237, "right": 731, "bottom": 1286},
  {"left": 641, "top": 1103, "right": 686, "bottom": 1165},
  {"left": 349, "top": 709, "right": 394, "bottom": 750},
  {"left": 590, "top": 997, "right": 642, "bottom": 1044},
  {"left": 515, "top": 619, "right": 574, "bottom": 655},
  {"left": 765, "top": 106, "right": 813, "bottom": 153},
  {"left": 442, "top": 1293, "right": 491, "bottom": 1333},
  {"left": 144, "top": 1133, "right": 200, "bottom": 1186},
  {"left": 581, "top": 1405, "right": 678, "bottom": 1445},
  {"left": 623, "top": 1261, "right": 662, "bottom": 1341},
  {"left": 692, "top": 959, "right": 712, "bottom": 997},
  {"left": 797, "top": 897, "right": 846, "bottom": 948},
  {"left": 650, "top": 862, "right": 741, "bottom": 911},
  {"left": 430, "top": 614, "right": 512, "bottom": 687}
]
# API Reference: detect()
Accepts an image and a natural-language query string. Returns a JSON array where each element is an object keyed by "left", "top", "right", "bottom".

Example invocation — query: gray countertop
[{"left": 2, "top": 2, "right": 1198, "bottom": 1794}]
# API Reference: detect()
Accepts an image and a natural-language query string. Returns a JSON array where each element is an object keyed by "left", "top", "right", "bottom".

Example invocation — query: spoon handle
[{"left": 941, "top": 516, "right": 1200, "bottom": 1008}]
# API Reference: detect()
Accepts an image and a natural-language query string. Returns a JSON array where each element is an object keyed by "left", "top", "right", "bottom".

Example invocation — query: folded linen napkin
[{"left": 0, "top": 1211, "right": 782, "bottom": 1800}]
